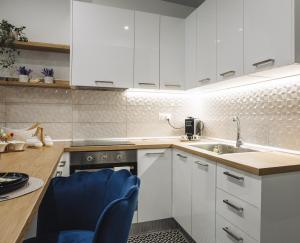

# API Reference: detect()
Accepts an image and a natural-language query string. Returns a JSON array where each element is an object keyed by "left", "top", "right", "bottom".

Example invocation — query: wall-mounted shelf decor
[
  {"left": 14, "top": 41, "right": 70, "bottom": 54},
  {"left": 0, "top": 79, "right": 70, "bottom": 89}
]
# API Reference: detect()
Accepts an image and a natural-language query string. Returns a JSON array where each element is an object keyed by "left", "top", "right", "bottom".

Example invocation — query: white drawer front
[
  {"left": 217, "top": 164, "right": 261, "bottom": 207},
  {"left": 217, "top": 189, "right": 261, "bottom": 241},
  {"left": 217, "top": 214, "right": 258, "bottom": 243}
]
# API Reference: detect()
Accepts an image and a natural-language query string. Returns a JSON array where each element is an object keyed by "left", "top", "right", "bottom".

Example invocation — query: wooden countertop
[
  {"left": 65, "top": 139, "right": 300, "bottom": 176},
  {"left": 0, "top": 143, "right": 64, "bottom": 243}
]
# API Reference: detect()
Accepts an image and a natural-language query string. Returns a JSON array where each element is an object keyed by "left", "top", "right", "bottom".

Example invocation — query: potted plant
[
  {"left": 17, "top": 66, "right": 32, "bottom": 82},
  {"left": 41, "top": 68, "right": 54, "bottom": 84},
  {"left": 0, "top": 20, "right": 27, "bottom": 69}
]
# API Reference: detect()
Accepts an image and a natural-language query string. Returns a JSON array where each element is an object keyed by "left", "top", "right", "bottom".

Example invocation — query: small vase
[
  {"left": 19, "top": 75, "right": 29, "bottom": 83},
  {"left": 44, "top": 76, "right": 54, "bottom": 84}
]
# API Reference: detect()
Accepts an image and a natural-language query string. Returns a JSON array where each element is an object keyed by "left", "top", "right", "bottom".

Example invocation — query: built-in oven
[{"left": 70, "top": 150, "right": 137, "bottom": 175}]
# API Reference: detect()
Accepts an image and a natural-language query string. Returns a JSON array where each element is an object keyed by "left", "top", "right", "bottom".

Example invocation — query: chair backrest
[
  {"left": 37, "top": 169, "right": 139, "bottom": 236},
  {"left": 93, "top": 174, "right": 140, "bottom": 243}
]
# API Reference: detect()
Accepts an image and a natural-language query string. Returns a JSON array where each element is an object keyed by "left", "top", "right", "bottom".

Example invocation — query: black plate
[{"left": 0, "top": 173, "right": 29, "bottom": 195}]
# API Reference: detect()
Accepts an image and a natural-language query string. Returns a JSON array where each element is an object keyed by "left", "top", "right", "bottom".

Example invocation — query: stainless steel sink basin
[{"left": 190, "top": 144, "right": 258, "bottom": 155}]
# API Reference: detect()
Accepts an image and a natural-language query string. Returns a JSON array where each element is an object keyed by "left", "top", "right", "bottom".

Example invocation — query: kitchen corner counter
[
  {"left": 65, "top": 139, "right": 300, "bottom": 176},
  {"left": 1, "top": 140, "right": 300, "bottom": 243},
  {"left": 0, "top": 143, "right": 64, "bottom": 243}
]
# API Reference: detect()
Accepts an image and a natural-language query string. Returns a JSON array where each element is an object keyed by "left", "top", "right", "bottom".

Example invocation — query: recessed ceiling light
[{"left": 124, "top": 26, "right": 129, "bottom": 30}]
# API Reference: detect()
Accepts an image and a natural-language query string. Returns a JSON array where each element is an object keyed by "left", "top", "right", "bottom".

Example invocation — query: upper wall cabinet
[
  {"left": 160, "top": 16, "right": 185, "bottom": 90},
  {"left": 134, "top": 11, "right": 160, "bottom": 89},
  {"left": 196, "top": 0, "right": 217, "bottom": 87},
  {"left": 72, "top": 1, "right": 134, "bottom": 88},
  {"left": 185, "top": 10, "right": 198, "bottom": 89},
  {"left": 217, "top": 0, "right": 244, "bottom": 81},
  {"left": 244, "top": 0, "right": 293, "bottom": 74}
]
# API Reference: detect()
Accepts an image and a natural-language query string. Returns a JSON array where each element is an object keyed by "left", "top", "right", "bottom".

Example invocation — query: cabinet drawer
[
  {"left": 217, "top": 189, "right": 260, "bottom": 240},
  {"left": 217, "top": 164, "right": 261, "bottom": 207},
  {"left": 217, "top": 214, "right": 258, "bottom": 243}
]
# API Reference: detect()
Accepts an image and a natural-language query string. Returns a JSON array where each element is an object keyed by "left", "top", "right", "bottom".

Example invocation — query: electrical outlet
[{"left": 159, "top": 113, "right": 172, "bottom": 121}]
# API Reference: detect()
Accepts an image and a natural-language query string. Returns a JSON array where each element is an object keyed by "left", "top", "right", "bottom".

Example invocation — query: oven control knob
[
  {"left": 116, "top": 154, "right": 122, "bottom": 161},
  {"left": 101, "top": 153, "right": 108, "bottom": 160},
  {"left": 86, "top": 155, "right": 94, "bottom": 162}
]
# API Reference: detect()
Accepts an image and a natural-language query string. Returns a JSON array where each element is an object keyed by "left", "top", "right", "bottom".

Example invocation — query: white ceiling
[{"left": 162, "top": 0, "right": 204, "bottom": 8}]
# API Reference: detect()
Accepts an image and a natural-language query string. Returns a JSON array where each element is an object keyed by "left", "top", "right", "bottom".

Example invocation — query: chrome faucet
[{"left": 233, "top": 116, "right": 243, "bottom": 148}]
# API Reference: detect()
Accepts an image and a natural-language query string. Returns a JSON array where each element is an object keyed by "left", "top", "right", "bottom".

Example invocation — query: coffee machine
[{"left": 185, "top": 117, "right": 204, "bottom": 140}]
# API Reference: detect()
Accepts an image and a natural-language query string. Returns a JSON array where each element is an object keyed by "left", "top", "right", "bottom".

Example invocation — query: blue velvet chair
[{"left": 24, "top": 169, "right": 140, "bottom": 243}]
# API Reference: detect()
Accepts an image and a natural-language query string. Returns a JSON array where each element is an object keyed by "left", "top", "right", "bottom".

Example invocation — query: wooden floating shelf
[
  {"left": 14, "top": 41, "right": 70, "bottom": 54},
  {"left": 0, "top": 80, "right": 71, "bottom": 89}
]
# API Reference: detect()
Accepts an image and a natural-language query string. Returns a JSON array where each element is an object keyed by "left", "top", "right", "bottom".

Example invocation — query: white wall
[
  {"left": 0, "top": 0, "right": 70, "bottom": 44},
  {"left": 0, "top": 0, "right": 70, "bottom": 79}
]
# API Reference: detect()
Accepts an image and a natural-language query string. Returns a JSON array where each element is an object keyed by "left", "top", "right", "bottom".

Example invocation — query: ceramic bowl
[
  {"left": 7, "top": 141, "right": 26, "bottom": 151},
  {"left": 26, "top": 137, "right": 43, "bottom": 148}
]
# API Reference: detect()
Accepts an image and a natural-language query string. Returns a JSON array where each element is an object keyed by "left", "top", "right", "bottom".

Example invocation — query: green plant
[{"left": 0, "top": 19, "right": 28, "bottom": 69}]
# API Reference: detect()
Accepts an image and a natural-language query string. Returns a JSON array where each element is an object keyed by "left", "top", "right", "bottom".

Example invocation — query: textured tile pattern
[
  {"left": 194, "top": 76, "right": 300, "bottom": 150},
  {"left": 0, "top": 87, "right": 187, "bottom": 140},
  {"left": 1, "top": 74, "right": 299, "bottom": 150}
]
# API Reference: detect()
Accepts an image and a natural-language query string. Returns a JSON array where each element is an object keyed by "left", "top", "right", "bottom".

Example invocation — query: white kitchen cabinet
[
  {"left": 54, "top": 152, "right": 70, "bottom": 177},
  {"left": 72, "top": 1, "right": 134, "bottom": 88},
  {"left": 244, "top": 0, "right": 293, "bottom": 74},
  {"left": 172, "top": 149, "right": 191, "bottom": 234},
  {"left": 217, "top": 0, "right": 244, "bottom": 81},
  {"left": 137, "top": 149, "right": 172, "bottom": 222},
  {"left": 191, "top": 156, "right": 216, "bottom": 243},
  {"left": 185, "top": 10, "right": 198, "bottom": 89},
  {"left": 134, "top": 11, "right": 160, "bottom": 89},
  {"left": 196, "top": 0, "right": 217, "bottom": 86},
  {"left": 160, "top": 16, "right": 185, "bottom": 90}
]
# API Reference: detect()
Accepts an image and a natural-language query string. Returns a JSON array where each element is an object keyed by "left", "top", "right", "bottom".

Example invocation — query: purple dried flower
[
  {"left": 41, "top": 68, "right": 54, "bottom": 77},
  {"left": 17, "top": 66, "right": 32, "bottom": 76}
]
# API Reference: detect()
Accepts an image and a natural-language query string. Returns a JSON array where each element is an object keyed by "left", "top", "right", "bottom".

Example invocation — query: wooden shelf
[
  {"left": 14, "top": 41, "right": 70, "bottom": 54},
  {"left": 0, "top": 79, "right": 70, "bottom": 89}
]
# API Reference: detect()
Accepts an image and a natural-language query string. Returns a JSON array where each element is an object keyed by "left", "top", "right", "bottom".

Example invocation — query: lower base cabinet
[
  {"left": 191, "top": 155, "right": 216, "bottom": 243},
  {"left": 138, "top": 149, "right": 172, "bottom": 222},
  {"left": 172, "top": 150, "right": 192, "bottom": 234}
]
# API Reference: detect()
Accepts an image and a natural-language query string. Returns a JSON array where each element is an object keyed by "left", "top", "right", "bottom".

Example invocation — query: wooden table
[{"left": 0, "top": 143, "right": 64, "bottom": 243}]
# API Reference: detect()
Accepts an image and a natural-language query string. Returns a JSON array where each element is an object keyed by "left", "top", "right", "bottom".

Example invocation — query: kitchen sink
[{"left": 189, "top": 144, "right": 258, "bottom": 155}]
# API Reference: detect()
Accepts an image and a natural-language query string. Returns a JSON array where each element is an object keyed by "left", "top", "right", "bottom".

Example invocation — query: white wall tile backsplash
[
  {"left": 195, "top": 75, "right": 300, "bottom": 150},
  {"left": 0, "top": 87, "right": 187, "bottom": 140},
  {"left": 1, "top": 74, "right": 300, "bottom": 151}
]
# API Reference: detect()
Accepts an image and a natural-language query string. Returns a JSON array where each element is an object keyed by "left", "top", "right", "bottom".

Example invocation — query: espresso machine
[{"left": 185, "top": 117, "right": 204, "bottom": 140}]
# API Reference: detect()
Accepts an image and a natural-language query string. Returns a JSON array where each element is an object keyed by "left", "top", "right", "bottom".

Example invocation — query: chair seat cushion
[
  {"left": 23, "top": 230, "right": 94, "bottom": 243},
  {"left": 58, "top": 230, "right": 94, "bottom": 243}
]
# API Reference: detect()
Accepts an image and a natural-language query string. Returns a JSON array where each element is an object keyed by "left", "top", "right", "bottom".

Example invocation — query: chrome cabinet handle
[
  {"left": 138, "top": 82, "right": 156, "bottom": 86},
  {"left": 222, "top": 227, "right": 243, "bottom": 242},
  {"left": 253, "top": 59, "right": 275, "bottom": 67},
  {"left": 56, "top": 171, "right": 62, "bottom": 177},
  {"left": 164, "top": 84, "right": 181, "bottom": 87},
  {"left": 194, "top": 161, "right": 208, "bottom": 167},
  {"left": 145, "top": 152, "right": 165, "bottom": 156},
  {"left": 223, "top": 199, "right": 244, "bottom": 213},
  {"left": 95, "top": 81, "right": 114, "bottom": 84},
  {"left": 223, "top": 171, "right": 244, "bottom": 181},
  {"left": 198, "top": 78, "right": 210, "bottom": 83},
  {"left": 59, "top": 161, "right": 66, "bottom": 167},
  {"left": 220, "top": 70, "right": 236, "bottom": 77},
  {"left": 177, "top": 154, "right": 187, "bottom": 159}
]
